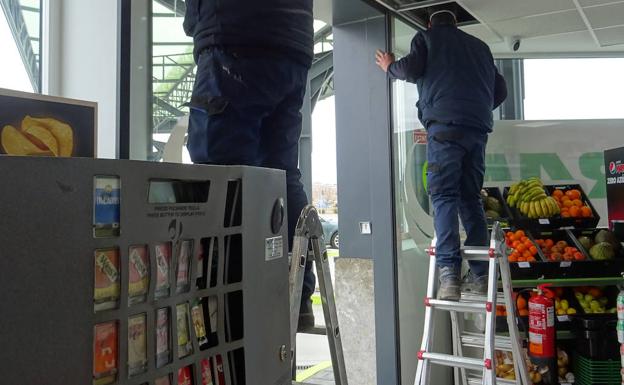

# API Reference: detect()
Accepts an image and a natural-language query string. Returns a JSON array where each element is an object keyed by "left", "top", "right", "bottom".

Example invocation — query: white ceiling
[
  {"left": 314, "top": 0, "right": 333, "bottom": 25},
  {"left": 377, "top": 0, "right": 624, "bottom": 57},
  {"left": 458, "top": 0, "right": 624, "bottom": 56}
]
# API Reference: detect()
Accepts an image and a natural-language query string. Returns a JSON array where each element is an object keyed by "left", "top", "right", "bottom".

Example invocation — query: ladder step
[
  {"left": 468, "top": 376, "right": 516, "bottom": 385},
  {"left": 420, "top": 352, "right": 485, "bottom": 371},
  {"left": 461, "top": 292, "right": 506, "bottom": 303},
  {"left": 461, "top": 332, "right": 513, "bottom": 351},
  {"left": 299, "top": 326, "right": 327, "bottom": 336},
  {"left": 426, "top": 298, "right": 488, "bottom": 313},
  {"left": 427, "top": 246, "right": 500, "bottom": 261},
  {"left": 461, "top": 246, "right": 495, "bottom": 261}
]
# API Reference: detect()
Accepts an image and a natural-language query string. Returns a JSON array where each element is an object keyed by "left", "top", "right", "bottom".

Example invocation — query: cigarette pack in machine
[
  {"left": 93, "top": 322, "right": 118, "bottom": 385},
  {"left": 94, "top": 248, "right": 120, "bottom": 311},
  {"left": 156, "top": 307, "right": 171, "bottom": 368},
  {"left": 128, "top": 245, "right": 149, "bottom": 304},
  {"left": 127, "top": 314, "right": 147, "bottom": 376},
  {"left": 93, "top": 176, "right": 120, "bottom": 237}
]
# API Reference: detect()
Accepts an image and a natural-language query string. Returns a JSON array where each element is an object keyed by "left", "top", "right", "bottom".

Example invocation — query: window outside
[
  {"left": 524, "top": 58, "right": 624, "bottom": 120},
  {"left": 0, "top": 0, "right": 42, "bottom": 93}
]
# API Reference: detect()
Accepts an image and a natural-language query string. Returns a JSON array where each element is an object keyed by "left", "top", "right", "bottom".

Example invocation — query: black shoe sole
[{"left": 297, "top": 313, "right": 315, "bottom": 332}]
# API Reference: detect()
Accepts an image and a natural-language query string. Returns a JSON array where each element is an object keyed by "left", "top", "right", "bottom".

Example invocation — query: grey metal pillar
[
  {"left": 300, "top": 78, "right": 313, "bottom": 202},
  {"left": 495, "top": 59, "right": 525, "bottom": 120},
  {"left": 128, "top": 0, "right": 152, "bottom": 160},
  {"left": 334, "top": 0, "right": 400, "bottom": 383}
]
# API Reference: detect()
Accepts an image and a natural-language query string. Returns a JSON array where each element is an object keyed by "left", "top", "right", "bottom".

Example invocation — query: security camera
[{"left": 506, "top": 36, "right": 521, "bottom": 52}]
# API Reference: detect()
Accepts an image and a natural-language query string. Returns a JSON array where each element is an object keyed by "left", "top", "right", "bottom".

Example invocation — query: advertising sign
[
  {"left": 0, "top": 88, "right": 96, "bottom": 157},
  {"left": 604, "top": 147, "right": 624, "bottom": 231},
  {"left": 407, "top": 120, "right": 624, "bottom": 235}
]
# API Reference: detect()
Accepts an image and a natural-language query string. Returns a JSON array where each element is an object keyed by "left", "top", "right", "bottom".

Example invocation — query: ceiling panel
[
  {"left": 488, "top": 30, "right": 605, "bottom": 56},
  {"left": 595, "top": 25, "right": 624, "bottom": 46},
  {"left": 583, "top": 2, "right": 624, "bottom": 28},
  {"left": 579, "top": 0, "right": 624, "bottom": 7},
  {"left": 488, "top": 10, "right": 586, "bottom": 38},
  {"left": 461, "top": 0, "right": 575, "bottom": 22},
  {"left": 460, "top": 24, "right": 503, "bottom": 44}
]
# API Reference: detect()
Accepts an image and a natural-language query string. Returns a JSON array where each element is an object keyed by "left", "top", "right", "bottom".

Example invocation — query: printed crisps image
[
  {"left": 0, "top": 88, "right": 96, "bottom": 157},
  {"left": 2, "top": 115, "right": 74, "bottom": 156}
]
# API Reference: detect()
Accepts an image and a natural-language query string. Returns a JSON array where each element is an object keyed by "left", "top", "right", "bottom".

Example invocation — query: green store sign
[{"left": 421, "top": 152, "right": 605, "bottom": 199}]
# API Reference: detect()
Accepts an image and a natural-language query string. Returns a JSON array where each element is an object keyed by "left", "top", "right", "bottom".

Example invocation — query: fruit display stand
[
  {"left": 484, "top": 179, "right": 624, "bottom": 384},
  {"left": 0, "top": 157, "right": 292, "bottom": 385}
]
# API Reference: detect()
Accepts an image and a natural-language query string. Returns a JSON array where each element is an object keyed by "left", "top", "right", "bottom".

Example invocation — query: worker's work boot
[
  {"left": 461, "top": 270, "right": 488, "bottom": 296},
  {"left": 438, "top": 266, "right": 461, "bottom": 301},
  {"left": 298, "top": 298, "right": 315, "bottom": 332}
]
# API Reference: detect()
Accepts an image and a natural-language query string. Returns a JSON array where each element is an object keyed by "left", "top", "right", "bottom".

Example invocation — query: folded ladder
[{"left": 289, "top": 205, "right": 348, "bottom": 385}]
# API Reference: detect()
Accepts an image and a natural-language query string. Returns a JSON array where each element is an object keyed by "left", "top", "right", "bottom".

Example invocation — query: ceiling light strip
[
  {"left": 397, "top": 0, "right": 454, "bottom": 13},
  {"left": 369, "top": 0, "right": 428, "bottom": 29},
  {"left": 571, "top": 0, "right": 601, "bottom": 47},
  {"left": 582, "top": 0, "right": 624, "bottom": 9}
]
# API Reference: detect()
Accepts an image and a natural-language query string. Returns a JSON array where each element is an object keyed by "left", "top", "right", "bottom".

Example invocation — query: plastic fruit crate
[
  {"left": 503, "top": 183, "right": 599, "bottom": 232},
  {"left": 573, "top": 353, "right": 620, "bottom": 385},
  {"left": 547, "top": 184, "right": 601, "bottom": 229},
  {"left": 527, "top": 229, "right": 594, "bottom": 280},
  {"left": 571, "top": 315, "right": 619, "bottom": 360},
  {"left": 482, "top": 186, "right": 513, "bottom": 229}
]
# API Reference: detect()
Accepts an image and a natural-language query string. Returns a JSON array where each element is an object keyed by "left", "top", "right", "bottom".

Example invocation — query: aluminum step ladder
[
  {"left": 289, "top": 205, "right": 348, "bottom": 385},
  {"left": 414, "top": 222, "right": 530, "bottom": 385}
]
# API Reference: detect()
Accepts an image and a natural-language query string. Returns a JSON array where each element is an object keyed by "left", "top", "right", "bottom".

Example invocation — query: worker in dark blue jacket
[
  {"left": 184, "top": 0, "right": 317, "bottom": 328},
  {"left": 376, "top": 9, "right": 507, "bottom": 300}
]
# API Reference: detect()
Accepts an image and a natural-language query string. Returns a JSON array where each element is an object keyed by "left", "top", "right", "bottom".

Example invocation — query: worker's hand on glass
[{"left": 375, "top": 50, "right": 395, "bottom": 73}]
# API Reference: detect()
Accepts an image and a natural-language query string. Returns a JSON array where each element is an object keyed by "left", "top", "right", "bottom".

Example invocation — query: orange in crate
[{"left": 565, "top": 189, "right": 582, "bottom": 200}]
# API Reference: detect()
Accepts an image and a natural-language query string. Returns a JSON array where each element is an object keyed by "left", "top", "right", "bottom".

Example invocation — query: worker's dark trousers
[
  {"left": 187, "top": 47, "right": 316, "bottom": 304},
  {"left": 427, "top": 123, "right": 489, "bottom": 277}
]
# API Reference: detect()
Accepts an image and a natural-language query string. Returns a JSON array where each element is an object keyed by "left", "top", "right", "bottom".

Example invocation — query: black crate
[
  {"left": 504, "top": 229, "right": 552, "bottom": 280},
  {"left": 571, "top": 286, "right": 619, "bottom": 317},
  {"left": 503, "top": 184, "right": 600, "bottom": 231},
  {"left": 571, "top": 316, "right": 619, "bottom": 360},
  {"left": 547, "top": 184, "right": 600, "bottom": 229},
  {"left": 482, "top": 186, "right": 513, "bottom": 229},
  {"left": 526, "top": 229, "right": 605, "bottom": 279},
  {"left": 570, "top": 228, "right": 624, "bottom": 259},
  {"left": 567, "top": 228, "right": 624, "bottom": 278}
]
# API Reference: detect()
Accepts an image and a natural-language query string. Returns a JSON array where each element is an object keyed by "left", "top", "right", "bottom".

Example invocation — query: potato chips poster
[{"left": 0, "top": 88, "right": 96, "bottom": 157}]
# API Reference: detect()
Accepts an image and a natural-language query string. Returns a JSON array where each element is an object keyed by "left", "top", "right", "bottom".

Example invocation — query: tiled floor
[
  {"left": 296, "top": 248, "right": 339, "bottom": 385},
  {"left": 295, "top": 301, "right": 336, "bottom": 385},
  {"left": 296, "top": 366, "right": 336, "bottom": 385}
]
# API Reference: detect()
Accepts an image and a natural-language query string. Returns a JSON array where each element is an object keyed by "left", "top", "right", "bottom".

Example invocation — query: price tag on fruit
[{"left": 518, "top": 262, "right": 530, "bottom": 268}]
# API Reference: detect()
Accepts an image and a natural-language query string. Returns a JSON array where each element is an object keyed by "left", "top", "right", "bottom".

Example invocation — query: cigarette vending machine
[{"left": 0, "top": 157, "right": 291, "bottom": 385}]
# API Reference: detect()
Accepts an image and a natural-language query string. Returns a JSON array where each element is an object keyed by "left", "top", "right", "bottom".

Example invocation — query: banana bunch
[{"left": 506, "top": 178, "right": 560, "bottom": 219}]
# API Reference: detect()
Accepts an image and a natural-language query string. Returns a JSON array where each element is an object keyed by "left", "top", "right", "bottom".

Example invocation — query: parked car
[{"left": 320, "top": 216, "right": 339, "bottom": 249}]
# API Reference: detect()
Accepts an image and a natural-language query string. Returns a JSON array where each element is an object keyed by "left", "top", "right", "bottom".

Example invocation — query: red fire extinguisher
[{"left": 528, "top": 284, "right": 556, "bottom": 358}]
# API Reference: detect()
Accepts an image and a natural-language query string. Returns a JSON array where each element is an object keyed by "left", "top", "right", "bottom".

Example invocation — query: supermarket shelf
[{"left": 509, "top": 276, "right": 624, "bottom": 288}]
